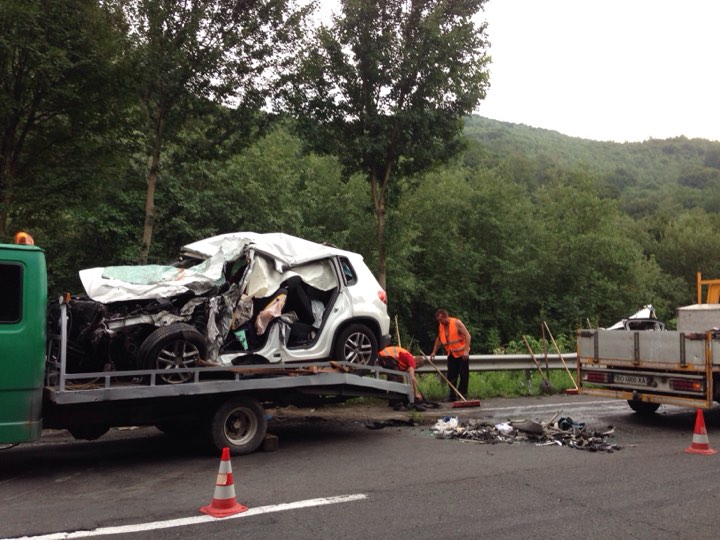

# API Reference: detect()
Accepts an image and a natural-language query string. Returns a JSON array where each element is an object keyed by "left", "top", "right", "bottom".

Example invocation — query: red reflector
[
  {"left": 378, "top": 290, "right": 387, "bottom": 304},
  {"left": 670, "top": 379, "right": 703, "bottom": 392},
  {"left": 584, "top": 372, "right": 608, "bottom": 383}
]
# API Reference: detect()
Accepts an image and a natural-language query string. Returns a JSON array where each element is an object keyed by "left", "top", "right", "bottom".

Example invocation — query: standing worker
[
  {"left": 378, "top": 346, "right": 423, "bottom": 405},
  {"left": 430, "top": 309, "right": 471, "bottom": 402}
]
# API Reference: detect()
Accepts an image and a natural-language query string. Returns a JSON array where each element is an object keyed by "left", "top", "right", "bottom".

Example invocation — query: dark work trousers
[{"left": 446, "top": 354, "right": 469, "bottom": 400}]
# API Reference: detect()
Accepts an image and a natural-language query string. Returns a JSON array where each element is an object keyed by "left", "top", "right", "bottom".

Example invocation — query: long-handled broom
[
  {"left": 543, "top": 321, "right": 579, "bottom": 395},
  {"left": 420, "top": 352, "right": 481, "bottom": 408}
]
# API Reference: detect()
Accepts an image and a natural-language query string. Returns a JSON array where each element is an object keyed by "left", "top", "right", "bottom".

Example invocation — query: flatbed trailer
[
  {"left": 577, "top": 273, "right": 720, "bottom": 414},
  {"left": 41, "top": 360, "right": 413, "bottom": 455},
  {"left": 577, "top": 327, "right": 719, "bottom": 412}
]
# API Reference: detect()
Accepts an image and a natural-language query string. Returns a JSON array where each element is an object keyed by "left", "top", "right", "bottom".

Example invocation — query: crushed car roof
[
  {"left": 181, "top": 232, "right": 357, "bottom": 268},
  {"left": 79, "top": 232, "right": 362, "bottom": 304}
]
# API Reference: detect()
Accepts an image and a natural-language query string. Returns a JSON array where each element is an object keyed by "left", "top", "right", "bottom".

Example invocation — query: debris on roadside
[
  {"left": 432, "top": 412, "right": 621, "bottom": 452},
  {"left": 365, "top": 419, "right": 419, "bottom": 430}
]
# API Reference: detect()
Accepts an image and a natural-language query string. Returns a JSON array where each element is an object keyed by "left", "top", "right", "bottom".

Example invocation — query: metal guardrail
[{"left": 415, "top": 353, "right": 578, "bottom": 373}]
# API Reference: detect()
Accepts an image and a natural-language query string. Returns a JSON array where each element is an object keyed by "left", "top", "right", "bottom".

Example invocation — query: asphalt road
[{"left": 1, "top": 395, "right": 718, "bottom": 540}]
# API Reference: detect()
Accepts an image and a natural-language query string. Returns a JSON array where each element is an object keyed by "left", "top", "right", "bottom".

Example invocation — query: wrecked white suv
[{"left": 59, "top": 232, "right": 391, "bottom": 382}]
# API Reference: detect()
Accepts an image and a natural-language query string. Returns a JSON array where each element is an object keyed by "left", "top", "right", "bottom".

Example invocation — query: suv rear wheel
[{"left": 334, "top": 324, "right": 378, "bottom": 365}]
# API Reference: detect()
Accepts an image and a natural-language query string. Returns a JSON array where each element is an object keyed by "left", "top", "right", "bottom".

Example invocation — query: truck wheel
[
  {"left": 68, "top": 425, "right": 109, "bottom": 441},
  {"left": 139, "top": 323, "right": 207, "bottom": 384},
  {"left": 627, "top": 400, "right": 660, "bottom": 414},
  {"left": 334, "top": 324, "right": 378, "bottom": 365},
  {"left": 210, "top": 397, "right": 267, "bottom": 455}
]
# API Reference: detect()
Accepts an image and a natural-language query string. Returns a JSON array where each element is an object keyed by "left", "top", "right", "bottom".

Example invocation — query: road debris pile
[{"left": 432, "top": 413, "right": 621, "bottom": 452}]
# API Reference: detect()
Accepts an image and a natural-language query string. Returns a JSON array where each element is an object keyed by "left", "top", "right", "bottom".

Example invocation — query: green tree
[
  {"left": 391, "top": 165, "right": 543, "bottom": 351},
  {"left": 532, "top": 173, "right": 663, "bottom": 329},
  {"left": 0, "top": 0, "right": 124, "bottom": 239},
  {"left": 115, "top": 0, "right": 307, "bottom": 262},
  {"left": 145, "top": 122, "right": 372, "bottom": 261},
  {"left": 653, "top": 208, "right": 720, "bottom": 294},
  {"left": 282, "top": 0, "right": 491, "bottom": 287}
]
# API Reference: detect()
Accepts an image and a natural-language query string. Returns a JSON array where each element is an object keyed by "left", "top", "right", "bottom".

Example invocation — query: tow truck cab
[{"left": 0, "top": 242, "right": 47, "bottom": 443}]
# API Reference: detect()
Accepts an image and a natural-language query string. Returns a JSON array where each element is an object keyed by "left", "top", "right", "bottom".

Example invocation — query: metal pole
[{"left": 60, "top": 299, "right": 68, "bottom": 392}]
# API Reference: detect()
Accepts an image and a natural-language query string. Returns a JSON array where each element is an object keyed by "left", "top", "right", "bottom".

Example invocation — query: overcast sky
[{"left": 480, "top": 0, "right": 720, "bottom": 143}]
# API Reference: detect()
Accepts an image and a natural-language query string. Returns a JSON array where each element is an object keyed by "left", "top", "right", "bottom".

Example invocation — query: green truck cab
[{"left": 0, "top": 242, "right": 47, "bottom": 443}]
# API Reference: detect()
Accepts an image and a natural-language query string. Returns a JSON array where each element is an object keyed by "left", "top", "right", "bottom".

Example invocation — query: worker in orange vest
[
  {"left": 430, "top": 309, "right": 472, "bottom": 401},
  {"left": 378, "top": 345, "right": 423, "bottom": 405}
]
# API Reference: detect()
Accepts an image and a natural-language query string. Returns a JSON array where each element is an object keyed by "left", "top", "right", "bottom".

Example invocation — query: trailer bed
[{"left": 45, "top": 361, "right": 414, "bottom": 405}]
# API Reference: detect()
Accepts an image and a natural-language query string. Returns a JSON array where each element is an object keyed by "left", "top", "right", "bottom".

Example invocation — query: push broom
[{"left": 421, "top": 352, "right": 481, "bottom": 408}]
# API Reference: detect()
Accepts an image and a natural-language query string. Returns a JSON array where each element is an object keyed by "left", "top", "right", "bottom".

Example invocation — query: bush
[{"left": 417, "top": 369, "right": 575, "bottom": 401}]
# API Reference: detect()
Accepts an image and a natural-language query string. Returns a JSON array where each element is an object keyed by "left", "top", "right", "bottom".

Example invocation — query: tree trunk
[
  {"left": 0, "top": 207, "right": 7, "bottom": 240},
  {"left": 376, "top": 202, "right": 386, "bottom": 289},
  {"left": 139, "top": 114, "right": 165, "bottom": 264},
  {"left": 370, "top": 168, "right": 388, "bottom": 289},
  {"left": 0, "top": 159, "right": 14, "bottom": 241}
]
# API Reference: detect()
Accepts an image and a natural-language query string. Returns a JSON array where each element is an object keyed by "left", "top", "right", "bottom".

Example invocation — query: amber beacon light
[{"left": 13, "top": 231, "right": 34, "bottom": 245}]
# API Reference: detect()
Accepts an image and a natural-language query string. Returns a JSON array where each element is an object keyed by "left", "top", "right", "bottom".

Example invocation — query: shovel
[{"left": 521, "top": 335, "right": 554, "bottom": 394}]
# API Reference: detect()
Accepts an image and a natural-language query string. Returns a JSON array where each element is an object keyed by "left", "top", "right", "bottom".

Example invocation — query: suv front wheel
[
  {"left": 334, "top": 324, "right": 378, "bottom": 365},
  {"left": 139, "top": 323, "right": 207, "bottom": 384}
]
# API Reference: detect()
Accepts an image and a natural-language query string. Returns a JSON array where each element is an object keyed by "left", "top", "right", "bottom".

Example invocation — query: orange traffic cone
[
  {"left": 200, "top": 447, "right": 249, "bottom": 517},
  {"left": 684, "top": 409, "right": 717, "bottom": 455}
]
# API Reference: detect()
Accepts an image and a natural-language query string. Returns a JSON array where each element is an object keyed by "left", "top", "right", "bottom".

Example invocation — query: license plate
[{"left": 614, "top": 374, "right": 649, "bottom": 386}]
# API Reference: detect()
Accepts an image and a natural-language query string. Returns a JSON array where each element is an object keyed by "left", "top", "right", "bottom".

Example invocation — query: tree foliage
[
  {"left": 283, "top": 0, "right": 491, "bottom": 286},
  {"left": 0, "top": 0, "right": 126, "bottom": 239},
  {"left": 114, "top": 0, "right": 307, "bottom": 262}
]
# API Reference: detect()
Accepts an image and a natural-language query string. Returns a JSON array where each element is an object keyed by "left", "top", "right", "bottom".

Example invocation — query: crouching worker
[{"left": 378, "top": 346, "right": 423, "bottom": 409}]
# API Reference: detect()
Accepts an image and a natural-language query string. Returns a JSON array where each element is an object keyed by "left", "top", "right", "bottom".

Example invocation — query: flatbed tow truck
[
  {"left": 577, "top": 273, "right": 720, "bottom": 414},
  {"left": 1, "top": 238, "right": 413, "bottom": 455}
]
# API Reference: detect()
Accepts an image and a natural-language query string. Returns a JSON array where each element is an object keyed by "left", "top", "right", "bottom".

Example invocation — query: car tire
[
  {"left": 334, "top": 324, "right": 378, "bottom": 365},
  {"left": 627, "top": 399, "right": 660, "bottom": 414},
  {"left": 139, "top": 323, "right": 207, "bottom": 384},
  {"left": 209, "top": 397, "right": 267, "bottom": 455}
]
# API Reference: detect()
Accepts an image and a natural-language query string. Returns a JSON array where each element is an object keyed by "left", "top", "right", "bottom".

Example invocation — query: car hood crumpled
[{"left": 79, "top": 251, "right": 227, "bottom": 304}]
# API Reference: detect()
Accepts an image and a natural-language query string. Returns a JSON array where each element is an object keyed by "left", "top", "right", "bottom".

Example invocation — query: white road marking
[
  {"left": 481, "top": 399, "right": 622, "bottom": 413},
  {"left": 4, "top": 494, "right": 367, "bottom": 540}
]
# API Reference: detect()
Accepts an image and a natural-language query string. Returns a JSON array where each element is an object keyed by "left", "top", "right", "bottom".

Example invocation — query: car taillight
[
  {"left": 378, "top": 290, "right": 387, "bottom": 304},
  {"left": 670, "top": 378, "right": 704, "bottom": 392},
  {"left": 584, "top": 371, "right": 609, "bottom": 383}
]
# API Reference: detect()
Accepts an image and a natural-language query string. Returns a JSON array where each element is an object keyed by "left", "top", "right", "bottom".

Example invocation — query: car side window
[
  {"left": 339, "top": 257, "right": 357, "bottom": 285},
  {"left": 0, "top": 263, "right": 22, "bottom": 323}
]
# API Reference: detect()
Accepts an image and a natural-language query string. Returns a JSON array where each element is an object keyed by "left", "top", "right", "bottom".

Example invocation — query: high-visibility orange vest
[
  {"left": 438, "top": 318, "right": 467, "bottom": 356},
  {"left": 378, "top": 346, "right": 412, "bottom": 370}
]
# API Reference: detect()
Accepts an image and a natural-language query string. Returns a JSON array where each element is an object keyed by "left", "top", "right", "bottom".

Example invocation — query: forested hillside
[
  {"left": 3, "top": 1, "right": 720, "bottom": 354},
  {"left": 464, "top": 116, "right": 720, "bottom": 216}
]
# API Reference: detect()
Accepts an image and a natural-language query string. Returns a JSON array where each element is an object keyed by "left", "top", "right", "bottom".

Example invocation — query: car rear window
[
  {"left": 339, "top": 257, "right": 357, "bottom": 285},
  {"left": 0, "top": 263, "right": 22, "bottom": 323}
]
